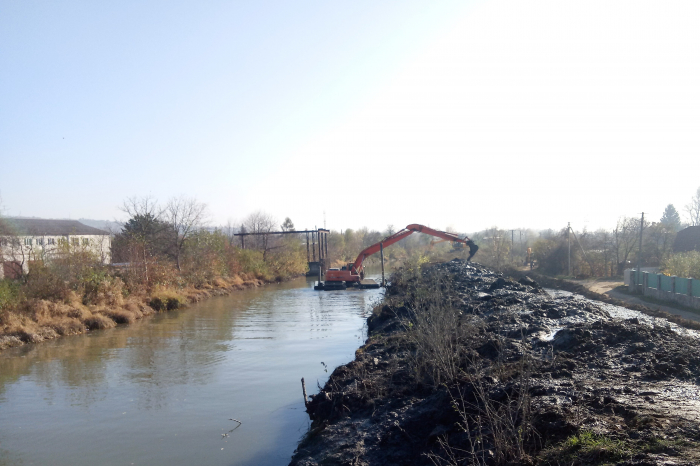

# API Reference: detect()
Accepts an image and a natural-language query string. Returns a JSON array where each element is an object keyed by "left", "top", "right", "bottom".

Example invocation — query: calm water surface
[{"left": 0, "top": 275, "right": 384, "bottom": 466}]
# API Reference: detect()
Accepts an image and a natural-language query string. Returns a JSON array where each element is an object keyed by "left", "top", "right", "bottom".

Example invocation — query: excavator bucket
[{"left": 466, "top": 241, "right": 479, "bottom": 262}]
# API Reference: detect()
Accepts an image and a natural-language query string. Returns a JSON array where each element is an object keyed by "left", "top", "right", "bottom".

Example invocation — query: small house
[{"left": 673, "top": 225, "right": 700, "bottom": 253}]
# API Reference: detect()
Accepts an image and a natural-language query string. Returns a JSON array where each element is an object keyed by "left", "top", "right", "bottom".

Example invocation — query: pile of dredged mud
[{"left": 290, "top": 259, "right": 700, "bottom": 466}]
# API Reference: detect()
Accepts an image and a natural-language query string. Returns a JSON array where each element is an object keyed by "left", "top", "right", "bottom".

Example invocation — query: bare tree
[
  {"left": 163, "top": 196, "right": 209, "bottom": 271},
  {"left": 488, "top": 227, "right": 511, "bottom": 271},
  {"left": 593, "top": 229, "right": 615, "bottom": 277},
  {"left": 643, "top": 222, "right": 675, "bottom": 266},
  {"left": 0, "top": 233, "right": 28, "bottom": 280},
  {"left": 243, "top": 211, "right": 277, "bottom": 257},
  {"left": 223, "top": 219, "right": 238, "bottom": 246},
  {"left": 613, "top": 217, "right": 640, "bottom": 274},
  {"left": 685, "top": 186, "right": 700, "bottom": 227},
  {"left": 121, "top": 196, "right": 162, "bottom": 221}
]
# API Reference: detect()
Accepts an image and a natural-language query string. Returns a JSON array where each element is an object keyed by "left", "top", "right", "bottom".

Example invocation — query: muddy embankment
[
  {"left": 506, "top": 269, "right": 700, "bottom": 332},
  {"left": 0, "top": 274, "right": 271, "bottom": 351},
  {"left": 290, "top": 259, "right": 700, "bottom": 466}
]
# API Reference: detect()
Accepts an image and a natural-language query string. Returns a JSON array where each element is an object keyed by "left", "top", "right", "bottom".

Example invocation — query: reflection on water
[{"left": 0, "top": 275, "right": 384, "bottom": 466}]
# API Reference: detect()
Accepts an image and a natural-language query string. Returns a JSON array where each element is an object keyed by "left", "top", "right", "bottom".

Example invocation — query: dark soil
[
  {"left": 289, "top": 259, "right": 700, "bottom": 466},
  {"left": 506, "top": 269, "right": 700, "bottom": 332}
]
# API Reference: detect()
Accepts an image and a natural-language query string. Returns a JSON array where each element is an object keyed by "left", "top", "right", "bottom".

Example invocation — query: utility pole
[
  {"left": 519, "top": 231, "right": 522, "bottom": 257},
  {"left": 637, "top": 212, "right": 644, "bottom": 286},
  {"left": 567, "top": 222, "right": 571, "bottom": 276},
  {"left": 380, "top": 242, "right": 385, "bottom": 287}
]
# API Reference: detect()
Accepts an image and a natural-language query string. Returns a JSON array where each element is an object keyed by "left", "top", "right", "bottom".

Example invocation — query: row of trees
[
  {"left": 471, "top": 187, "right": 700, "bottom": 277},
  {"left": 3, "top": 185, "right": 700, "bottom": 303},
  {"left": 0, "top": 196, "right": 308, "bottom": 311},
  {"left": 531, "top": 218, "right": 676, "bottom": 277},
  {"left": 311, "top": 194, "right": 694, "bottom": 277},
  {"left": 112, "top": 199, "right": 307, "bottom": 289},
  {"left": 528, "top": 188, "right": 700, "bottom": 278},
  {"left": 459, "top": 208, "right": 684, "bottom": 278}
]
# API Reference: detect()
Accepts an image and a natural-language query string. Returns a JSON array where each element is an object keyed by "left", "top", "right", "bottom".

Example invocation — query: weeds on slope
[
  {"left": 398, "top": 267, "right": 475, "bottom": 386},
  {"left": 390, "top": 261, "right": 537, "bottom": 465}
]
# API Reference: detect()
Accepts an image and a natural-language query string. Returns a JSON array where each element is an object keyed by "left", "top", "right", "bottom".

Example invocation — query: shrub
[
  {"left": 149, "top": 289, "right": 187, "bottom": 311},
  {"left": 538, "top": 431, "right": 631, "bottom": 465},
  {"left": 0, "top": 279, "right": 22, "bottom": 311},
  {"left": 663, "top": 251, "right": 700, "bottom": 279},
  {"left": 399, "top": 267, "right": 471, "bottom": 386},
  {"left": 84, "top": 313, "right": 117, "bottom": 330},
  {"left": 24, "top": 262, "right": 70, "bottom": 301}
]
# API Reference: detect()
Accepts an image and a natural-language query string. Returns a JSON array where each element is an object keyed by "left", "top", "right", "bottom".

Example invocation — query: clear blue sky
[{"left": 1, "top": 0, "right": 699, "bottom": 233}]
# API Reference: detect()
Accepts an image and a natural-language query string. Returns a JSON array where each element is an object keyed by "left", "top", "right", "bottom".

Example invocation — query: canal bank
[
  {"left": 291, "top": 259, "right": 700, "bottom": 465},
  {"left": 0, "top": 273, "right": 289, "bottom": 351},
  {"left": 0, "top": 274, "right": 384, "bottom": 466}
]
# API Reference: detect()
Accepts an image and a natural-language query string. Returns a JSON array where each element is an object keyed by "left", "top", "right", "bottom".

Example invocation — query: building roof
[
  {"left": 673, "top": 225, "right": 700, "bottom": 253},
  {"left": 0, "top": 218, "right": 110, "bottom": 236}
]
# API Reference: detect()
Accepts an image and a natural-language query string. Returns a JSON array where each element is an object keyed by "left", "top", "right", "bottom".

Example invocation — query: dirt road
[{"left": 569, "top": 278, "right": 700, "bottom": 324}]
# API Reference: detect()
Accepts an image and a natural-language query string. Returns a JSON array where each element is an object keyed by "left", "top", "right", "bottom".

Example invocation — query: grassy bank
[
  {"left": 0, "top": 234, "right": 308, "bottom": 351},
  {"left": 0, "top": 273, "right": 268, "bottom": 351}
]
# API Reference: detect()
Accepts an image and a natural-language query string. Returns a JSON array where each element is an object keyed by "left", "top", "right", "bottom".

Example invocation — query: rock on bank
[{"left": 290, "top": 259, "right": 700, "bottom": 466}]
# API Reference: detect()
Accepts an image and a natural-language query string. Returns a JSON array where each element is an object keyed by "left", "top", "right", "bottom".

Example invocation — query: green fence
[
  {"left": 634, "top": 270, "right": 698, "bottom": 297},
  {"left": 647, "top": 273, "right": 658, "bottom": 289},
  {"left": 659, "top": 274, "right": 673, "bottom": 292}
]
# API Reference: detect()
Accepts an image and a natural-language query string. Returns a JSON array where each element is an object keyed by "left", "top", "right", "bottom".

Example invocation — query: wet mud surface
[{"left": 290, "top": 260, "right": 700, "bottom": 466}]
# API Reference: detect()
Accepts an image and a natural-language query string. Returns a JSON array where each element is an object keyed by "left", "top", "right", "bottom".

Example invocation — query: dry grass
[
  {"left": 84, "top": 313, "right": 117, "bottom": 330},
  {"left": 0, "top": 246, "right": 298, "bottom": 352},
  {"left": 98, "top": 308, "right": 137, "bottom": 324},
  {"left": 0, "top": 270, "right": 275, "bottom": 351},
  {"left": 149, "top": 287, "right": 188, "bottom": 311},
  {"left": 388, "top": 263, "right": 537, "bottom": 466}
]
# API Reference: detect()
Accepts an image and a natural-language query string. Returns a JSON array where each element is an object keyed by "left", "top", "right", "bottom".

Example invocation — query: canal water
[{"left": 0, "top": 274, "right": 384, "bottom": 466}]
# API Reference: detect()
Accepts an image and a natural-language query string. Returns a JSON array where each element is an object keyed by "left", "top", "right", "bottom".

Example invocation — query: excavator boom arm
[
  {"left": 350, "top": 224, "right": 471, "bottom": 273},
  {"left": 350, "top": 229, "right": 414, "bottom": 273}
]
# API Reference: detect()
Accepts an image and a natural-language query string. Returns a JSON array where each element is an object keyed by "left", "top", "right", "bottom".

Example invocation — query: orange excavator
[{"left": 323, "top": 224, "right": 478, "bottom": 287}]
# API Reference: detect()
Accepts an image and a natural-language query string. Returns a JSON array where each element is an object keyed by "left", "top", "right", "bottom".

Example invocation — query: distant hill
[{"left": 77, "top": 219, "right": 124, "bottom": 233}]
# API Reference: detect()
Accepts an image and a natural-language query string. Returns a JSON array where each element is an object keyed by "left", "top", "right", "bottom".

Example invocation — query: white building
[{"left": 0, "top": 218, "right": 111, "bottom": 279}]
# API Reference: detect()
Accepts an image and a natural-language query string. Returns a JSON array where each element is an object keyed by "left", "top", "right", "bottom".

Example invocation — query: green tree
[
  {"left": 112, "top": 212, "right": 173, "bottom": 263},
  {"left": 660, "top": 204, "right": 682, "bottom": 231}
]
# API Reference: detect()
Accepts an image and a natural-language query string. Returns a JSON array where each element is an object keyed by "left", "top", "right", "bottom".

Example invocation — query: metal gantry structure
[{"left": 233, "top": 228, "right": 330, "bottom": 276}]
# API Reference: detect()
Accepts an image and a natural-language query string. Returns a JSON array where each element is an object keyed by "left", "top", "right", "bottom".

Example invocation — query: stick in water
[{"left": 301, "top": 377, "right": 308, "bottom": 407}]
